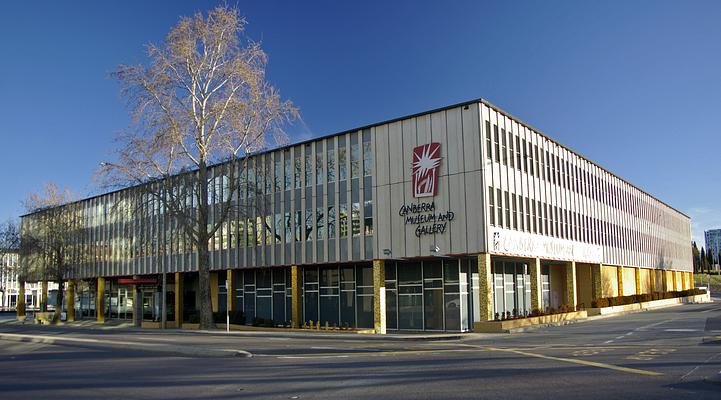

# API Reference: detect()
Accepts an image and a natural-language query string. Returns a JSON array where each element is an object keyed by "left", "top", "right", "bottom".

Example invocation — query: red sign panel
[{"left": 412, "top": 142, "right": 442, "bottom": 198}]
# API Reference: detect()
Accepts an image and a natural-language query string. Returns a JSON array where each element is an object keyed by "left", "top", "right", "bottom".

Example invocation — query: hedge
[{"left": 591, "top": 288, "right": 706, "bottom": 308}]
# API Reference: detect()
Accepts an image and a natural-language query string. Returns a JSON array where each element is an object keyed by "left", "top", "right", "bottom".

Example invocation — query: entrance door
[
  {"left": 142, "top": 290, "right": 156, "bottom": 321},
  {"left": 118, "top": 288, "right": 132, "bottom": 320}
]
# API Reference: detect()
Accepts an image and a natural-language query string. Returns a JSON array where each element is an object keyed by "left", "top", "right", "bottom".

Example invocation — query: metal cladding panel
[{"left": 373, "top": 104, "right": 484, "bottom": 260}]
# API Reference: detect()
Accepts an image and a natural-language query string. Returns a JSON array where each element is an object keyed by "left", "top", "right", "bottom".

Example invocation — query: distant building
[
  {"left": 1, "top": 252, "right": 56, "bottom": 311},
  {"left": 705, "top": 229, "right": 721, "bottom": 267}
]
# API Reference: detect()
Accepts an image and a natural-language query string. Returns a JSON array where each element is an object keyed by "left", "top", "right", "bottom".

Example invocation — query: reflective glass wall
[{"left": 385, "top": 258, "right": 476, "bottom": 332}]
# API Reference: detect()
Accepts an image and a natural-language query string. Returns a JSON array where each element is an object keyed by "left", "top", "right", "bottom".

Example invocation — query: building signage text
[
  {"left": 399, "top": 201, "right": 455, "bottom": 237},
  {"left": 490, "top": 227, "right": 603, "bottom": 263}
]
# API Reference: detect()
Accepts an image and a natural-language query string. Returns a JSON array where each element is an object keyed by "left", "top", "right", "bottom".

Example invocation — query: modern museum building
[{"left": 19, "top": 99, "right": 694, "bottom": 332}]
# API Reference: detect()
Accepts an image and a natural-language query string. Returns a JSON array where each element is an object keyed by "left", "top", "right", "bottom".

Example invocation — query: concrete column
[
  {"left": 226, "top": 270, "right": 234, "bottom": 312},
  {"left": 635, "top": 268, "right": 641, "bottom": 295},
  {"left": 478, "top": 253, "right": 493, "bottom": 322},
  {"left": 66, "top": 280, "right": 75, "bottom": 322},
  {"left": 617, "top": 266, "right": 624, "bottom": 296},
  {"left": 40, "top": 281, "right": 48, "bottom": 312},
  {"left": 565, "top": 261, "right": 578, "bottom": 309},
  {"left": 372, "top": 259, "right": 386, "bottom": 334},
  {"left": 290, "top": 265, "right": 302, "bottom": 328},
  {"left": 96, "top": 277, "right": 105, "bottom": 323},
  {"left": 530, "top": 258, "right": 542, "bottom": 311},
  {"left": 591, "top": 264, "right": 603, "bottom": 300},
  {"left": 16, "top": 283, "right": 25, "bottom": 320},
  {"left": 175, "top": 272, "right": 183, "bottom": 328}
]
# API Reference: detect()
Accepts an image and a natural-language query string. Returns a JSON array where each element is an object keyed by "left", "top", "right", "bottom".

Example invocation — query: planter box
[
  {"left": 474, "top": 310, "right": 588, "bottom": 333},
  {"left": 588, "top": 293, "right": 711, "bottom": 316}
]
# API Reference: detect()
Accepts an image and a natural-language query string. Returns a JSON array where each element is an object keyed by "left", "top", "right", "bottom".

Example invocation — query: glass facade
[{"left": 385, "top": 258, "right": 476, "bottom": 332}]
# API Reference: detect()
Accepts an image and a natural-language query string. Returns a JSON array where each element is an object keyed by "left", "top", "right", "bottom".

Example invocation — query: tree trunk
[
  {"left": 197, "top": 163, "right": 215, "bottom": 330},
  {"left": 54, "top": 280, "right": 64, "bottom": 323}
]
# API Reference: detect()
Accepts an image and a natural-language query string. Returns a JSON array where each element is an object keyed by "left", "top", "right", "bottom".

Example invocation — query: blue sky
[{"left": 1, "top": 0, "right": 719, "bottom": 247}]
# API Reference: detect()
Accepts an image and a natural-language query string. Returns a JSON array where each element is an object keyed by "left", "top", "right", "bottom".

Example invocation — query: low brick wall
[{"left": 473, "top": 310, "right": 588, "bottom": 333}]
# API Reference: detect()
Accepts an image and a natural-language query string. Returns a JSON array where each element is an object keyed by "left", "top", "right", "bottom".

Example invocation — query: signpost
[{"left": 225, "top": 280, "right": 229, "bottom": 333}]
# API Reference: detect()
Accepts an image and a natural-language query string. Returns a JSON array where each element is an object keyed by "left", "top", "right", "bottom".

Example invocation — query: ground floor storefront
[{"left": 16, "top": 254, "right": 695, "bottom": 332}]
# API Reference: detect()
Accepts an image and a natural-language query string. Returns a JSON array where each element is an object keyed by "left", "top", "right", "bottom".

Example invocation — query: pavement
[{"left": 1, "top": 299, "right": 720, "bottom": 399}]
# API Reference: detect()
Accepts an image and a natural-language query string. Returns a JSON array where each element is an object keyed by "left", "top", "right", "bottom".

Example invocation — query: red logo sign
[{"left": 412, "top": 143, "right": 442, "bottom": 198}]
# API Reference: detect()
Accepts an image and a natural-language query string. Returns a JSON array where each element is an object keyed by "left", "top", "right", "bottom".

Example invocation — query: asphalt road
[{"left": 1, "top": 301, "right": 720, "bottom": 400}]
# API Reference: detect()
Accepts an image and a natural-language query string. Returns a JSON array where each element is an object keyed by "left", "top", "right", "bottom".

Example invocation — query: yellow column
[
  {"left": 210, "top": 271, "right": 218, "bottom": 313},
  {"left": 290, "top": 265, "right": 302, "bottom": 328},
  {"left": 372, "top": 259, "right": 386, "bottom": 334},
  {"left": 66, "top": 280, "right": 75, "bottom": 322},
  {"left": 530, "top": 258, "right": 542, "bottom": 311},
  {"left": 16, "top": 283, "right": 26, "bottom": 320},
  {"left": 689, "top": 272, "right": 694, "bottom": 289},
  {"left": 672, "top": 271, "right": 678, "bottom": 292},
  {"left": 635, "top": 268, "right": 641, "bottom": 295},
  {"left": 565, "top": 261, "right": 578, "bottom": 309},
  {"left": 226, "top": 270, "right": 234, "bottom": 312},
  {"left": 591, "top": 264, "right": 603, "bottom": 300},
  {"left": 40, "top": 281, "right": 48, "bottom": 312},
  {"left": 96, "top": 277, "right": 105, "bottom": 323},
  {"left": 617, "top": 266, "right": 624, "bottom": 296},
  {"left": 175, "top": 272, "right": 183, "bottom": 328},
  {"left": 478, "top": 253, "right": 493, "bottom": 322},
  {"left": 650, "top": 270, "right": 656, "bottom": 293}
]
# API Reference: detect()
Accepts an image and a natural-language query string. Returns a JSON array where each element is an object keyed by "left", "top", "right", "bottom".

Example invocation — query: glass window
[
  {"left": 303, "top": 268, "right": 319, "bottom": 324},
  {"left": 319, "top": 266, "right": 340, "bottom": 327},
  {"left": 316, "top": 153, "right": 324, "bottom": 185},
  {"left": 284, "top": 212, "right": 292, "bottom": 243},
  {"left": 485, "top": 120, "right": 492, "bottom": 160},
  {"left": 501, "top": 128, "right": 507, "bottom": 165},
  {"left": 338, "top": 147, "right": 347, "bottom": 181},
  {"left": 351, "top": 143, "right": 360, "bottom": 179},
  {"left": 327, "top": 149, "right": 336, "bottom": 183},
  {"left": 295, "top": 211, "right": 302, "bottom": 242},
  {"left": 397, "top": 262, "right": 423, "bottom": 330},
  {"left": 274, "top": 158, "right": 281, "bottom": 192},
  {"left": 363, "top": 200, "right": 373, "bottom": 235},
  {"left": 423, "top": 260, "right": 443, "bottom": 330},
  {"left": 316, "top": 207, "right": 325, "bottom": 240},
  {"left": 339, "top": 204, "right": 348, "bottom": 237},
  {"left": 352, "top": 202, "right": 361, "bottom": 236},
  {"left": 327, "top": 206, "right": 336, "bottom": 239},
  {"left": 493, "top": 124, "right": 500, "bottom": 163},
  {"left": 363, "top": 142, "right": 373, "bottom": 176},
  {"left": 284, "top": 156, "right": 292, "bottom": 190},
  {"left": 305, "top": 153, "right": 313, "bottom": 187},
  {"left": 294, "top": 157, "right": 302, "bottom": 189},
  {"left": 275, "top": 213, "right": 283, "bottom": 244},
  {"left": 305, "top": 209, "right": 313, "bottom": 241}
]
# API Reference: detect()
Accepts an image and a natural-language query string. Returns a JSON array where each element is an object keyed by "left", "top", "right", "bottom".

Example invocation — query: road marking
[
  {"left": 451, "top": 344, "right": 663, "bottom": 376},
  {"left": 664, "top": 329, "right": 699, "bottom": 332},
  {"left": 0, "top": 332, "right": 154, "bottom": 347},
  {"left": 278, "top": 355, "right": 350, "bottom": 359},
  {"left": 626, "top": 348, "right": 675, "bottom": 361},
  {"left": 490, "top": 346, "right": 663, "bottom": 376}
]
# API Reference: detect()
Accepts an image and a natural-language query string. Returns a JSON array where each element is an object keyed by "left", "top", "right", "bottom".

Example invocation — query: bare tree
[
  {"left": 100, "top": 6, "right": 296, "bottom": 329},
  {"left": 21, "top": 182, "right": 82, "bottom": 322}
]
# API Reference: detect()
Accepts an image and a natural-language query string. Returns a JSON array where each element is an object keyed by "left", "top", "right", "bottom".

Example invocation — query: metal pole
[
  {"left": 226, "top": 279, "right": 230, "bottom": 333},
  {"left": 161, "top": 273, "right": 167, "bottom": 329}
]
